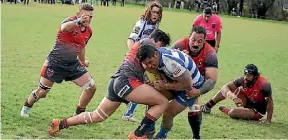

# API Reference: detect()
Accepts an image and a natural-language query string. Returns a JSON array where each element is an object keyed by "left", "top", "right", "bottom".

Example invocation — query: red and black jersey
[
  {"left": 234, "top": 76, "right": 272, "bottom": 103},
  {"left": 172, "top": 37, "right": 218, "bottom": 77},
  {"left": 47, "top": 16, "right": 93, "bottom": 64},
  {"left": 113, "top": 39, "right": 155, "bottom": 82}
]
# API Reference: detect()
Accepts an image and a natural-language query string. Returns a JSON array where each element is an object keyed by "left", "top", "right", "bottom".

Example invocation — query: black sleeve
[
  {"left": 61, "top": 17, "right": 74, "bottom": 24},
  {"left": 233, "top": 77, "right": 244, "bottom": 87},
  {"left": 260, "top": 82, "right": 272, "bottom": 97},
  {"left": 204, "top": 51, "right": 218, "bottom": 68}
]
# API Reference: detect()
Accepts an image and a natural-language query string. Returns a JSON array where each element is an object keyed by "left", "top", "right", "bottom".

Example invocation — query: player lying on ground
[
  {"left": 202, "top": 64, "right": 273, "bottom": 124},
  {"left": 124, "top": 1, "right": 163, "bottom": 122},
  {"left": 20, "top": 3, "right": 96, "bottom": 117},
  {"left": 172, "top": 26, "right": 218, "bottom": 139},
  {"left": 48, "top": 29, "right": 171, "bottom": 139},
  {"left": 136, "top": 45, "right": 206, "bottom": 139}
]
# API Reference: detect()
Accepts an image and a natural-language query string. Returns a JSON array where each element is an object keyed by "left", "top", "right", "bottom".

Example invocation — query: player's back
[{"left": 157, "top": 47, "right": 204, "bottom": 88}]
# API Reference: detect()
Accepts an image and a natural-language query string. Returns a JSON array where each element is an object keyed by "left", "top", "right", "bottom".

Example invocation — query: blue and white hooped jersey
[
  {"left": 128, "top": 19, "right": 157, "bottom": 42},
  {"left": 157, "top": 47, "right": 204, "bottom": 89}
]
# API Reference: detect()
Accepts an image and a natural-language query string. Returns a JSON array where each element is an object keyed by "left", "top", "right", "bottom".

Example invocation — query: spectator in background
[
  {"left": 121, "top": 0, "right": 124, "bottom": 7},
  {"left": 112, "top": 0, "right": 116, "bottom": 6}
]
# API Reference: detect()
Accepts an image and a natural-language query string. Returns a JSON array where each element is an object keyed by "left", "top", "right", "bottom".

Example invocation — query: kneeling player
[{"left": 202, "top": 64, "right": 273, "bottom": 123}]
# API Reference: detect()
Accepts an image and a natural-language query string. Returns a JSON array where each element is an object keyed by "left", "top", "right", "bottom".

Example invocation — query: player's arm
[
  {"left": 163, "top": 70, "right": 192, "bottom": 91},
  {"left": 261, "top": 83, "right": 273, "bottom": 123},
  {"left": 215, "top": 18, "right": 222, "bottom": 49},
  {"left": 127, "top": 20, "right": 143, "bottom": 50},
  {"left": 78, "top": 48, "right": 86, "bottom": 64},
  {"left": 172, "top": 40, "right": 189, "bottom": 54},
  {"left": 221, "top": 77, "right": 242, "bottom": 100},
  {"left": 160, "top": 58, "right": 193, "bottom": 91},
  {"left": 192, "top": 15, "right": 200, "bottom": 28},
  {"left": 198, "top": 52, "right": 218, "bottom": 95},
  {"left": 61, "top": 13, "right": 89, "bottom": 33}
]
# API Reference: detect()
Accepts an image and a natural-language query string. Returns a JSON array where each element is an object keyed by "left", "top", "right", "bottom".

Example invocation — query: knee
[
  {"left": 159, "top": 97, "right": 169, "bottom": 107},
  {"left": 90, "top": 108, "right": 109, "bottom": 123},
  {"left": 88, "top": 84, "right": 97, "bottom": 94},
  {"left": 35, "top": 88, "right": 49, "bottom": 99}
]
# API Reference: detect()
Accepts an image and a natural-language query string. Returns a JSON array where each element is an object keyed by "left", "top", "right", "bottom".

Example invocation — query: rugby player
[
  {"left": 20, "top": 3, "right": 96, "bottom": 117},
  {"left": 202, "top": 64, "right": 273, "bottom": 124},
  {"left": 48, "top": 30, "right": 171, "bottom": 139}
]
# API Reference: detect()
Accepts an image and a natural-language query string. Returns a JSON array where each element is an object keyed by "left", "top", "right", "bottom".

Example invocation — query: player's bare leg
[
  {"left": 125, "top": 84, "right": 169, "bottom": 139},
  {"left": 155, "top": 100, "right": 187, "bottom": 139},
  {"left": 72, "top": 72, "right": 96, "bottom": 115},
  {"left": 49, "top": 97, "right": 121, "bottom": 135},
  {"left": 201, "top": 87, "right": 244, "bottom": 114},
  {"left": 48, "top": 84, "right": 168, "bottom": 138},
  {"left": 219, "top": 106, "right": 260, "bottom": 120},
  {"left": 143, "top": 89, "right": 173, "bottom": 138},
  {"left": 21, "top": 61, "right": 54, "bottom": 117}
]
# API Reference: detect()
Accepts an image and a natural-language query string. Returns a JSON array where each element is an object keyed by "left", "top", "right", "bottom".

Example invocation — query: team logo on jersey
[
  {"left": 198, "top": 59, "right": 203, "bottom": 66},
  {"left": 253, "top": 90, "right": 258, "bottom": 96},
  {"left": 132, "top": 26, "right": 141, "bottom": 34},
  {"left": 73, "top": 29, "right": 79, "bottom": 36},
  {"left": 46, "top": 68, "right": 54, "bottom": 77},
  {"left": 143, "top": 29, "right": 154, "bottom": 36},
  {"left": 212, "top": 23, "right": 216, "bottom": 28}
]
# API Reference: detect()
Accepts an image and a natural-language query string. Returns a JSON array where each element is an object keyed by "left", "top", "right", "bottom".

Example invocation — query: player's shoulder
[
  {"left": 135, "top": 18, "right": 146, "bottom": 25},
  {"left": 212, "top": 14, "right": 221, "bottom": 21},
  {"left": 258, "top": 76, "right": 270, "bottom": 85},
  {"left": 203, "top": 43, "right": 216, "bottom": 55},
  {"left": 139, "top": 38, "right": 154, "bottom": 46},
  {"left": 195, "top": 15, "right": 203, "bottom": 20},
  {"left": 173, "top": 38, "right": 189, "bottom": 49}
]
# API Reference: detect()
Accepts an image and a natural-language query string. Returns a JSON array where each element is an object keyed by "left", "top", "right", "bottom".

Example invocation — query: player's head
[
  {"left": 244, "top": 64, "right": 260, "bottom": 86},
  {"left": 141, "top": 1, "right": 163, "bottom": 24},
  {"left": 189, "top": 26, "right": 206, "bottom": 56},
  {"left": 77, "top": 3, "right": 94, "bottom": 26},
  {"left": 137, "top": 44, "right": 160, "bottom": 72},
  {"left": 150, "top": 29, "right": 171, "bottom": 47},
  {"left": 203, "top": 7, "right": 212, "bottom": 22}
]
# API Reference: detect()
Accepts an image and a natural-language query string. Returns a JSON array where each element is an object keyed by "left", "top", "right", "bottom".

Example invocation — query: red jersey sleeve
[
  {"left": 193, "top": 15, "right": 201, "bottom": 27},
  {"left": 215, "top": 16, "right": 222, "bottom": 32},
  {"left": 172, "top": 38, "right": 188, "bottom": 51}
]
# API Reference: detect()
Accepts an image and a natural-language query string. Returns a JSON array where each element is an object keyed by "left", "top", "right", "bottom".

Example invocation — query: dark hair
[
  {"left": 191, "top": 26, "right": 207, "bottom": 38},
  {"left": 150, "top": 29, "right": 171, "bottom": 46},
  {"left": 136, "top": 44, "right": 157, "bottom": 62},
  {"left": 79, "top": 3, "right": 94, "bottom": 11},
  {"left": 203, "top": 7, "right": 212, "bottom": 15},
  {"left": 244, "top": 64, "right": 259, "bottom": 77},
  {"left": 141, "top": 1, "right": 163, "bottom": 23}
]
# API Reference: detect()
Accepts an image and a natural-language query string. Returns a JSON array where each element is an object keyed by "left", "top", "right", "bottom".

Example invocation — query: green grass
[{"left": 2, "top": 2, "right": 288, "bottom": 139}]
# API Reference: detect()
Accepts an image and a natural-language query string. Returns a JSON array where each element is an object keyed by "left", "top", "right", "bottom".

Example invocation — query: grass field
[{"left": 2, "top": 2, "right": 288, "bottom": 139}]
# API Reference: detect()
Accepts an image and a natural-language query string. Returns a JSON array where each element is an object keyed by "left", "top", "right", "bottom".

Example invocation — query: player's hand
[
  {"left": 182, "top": 50, "right": 189, "bottom": 55},
  {"left": 80, "top": 12, "right": 91, "bottom": 27},
  {"left": 233, "top": 98, "right": 243, "bottom": 107},
  {"left": 185, "top": 88, "right": 200, "bottom": 99},
  {"left": 214, "top": 46, "right": 219, "bottom": 53},
  {"left": 80, "top": 60, "right": 89, "bottom": 67},
  {"left": 153, "top": 80, "right": 166, "bottom": 91},
  {"left": 259, "top": 119, "right": 271, "bottom": 124}
]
